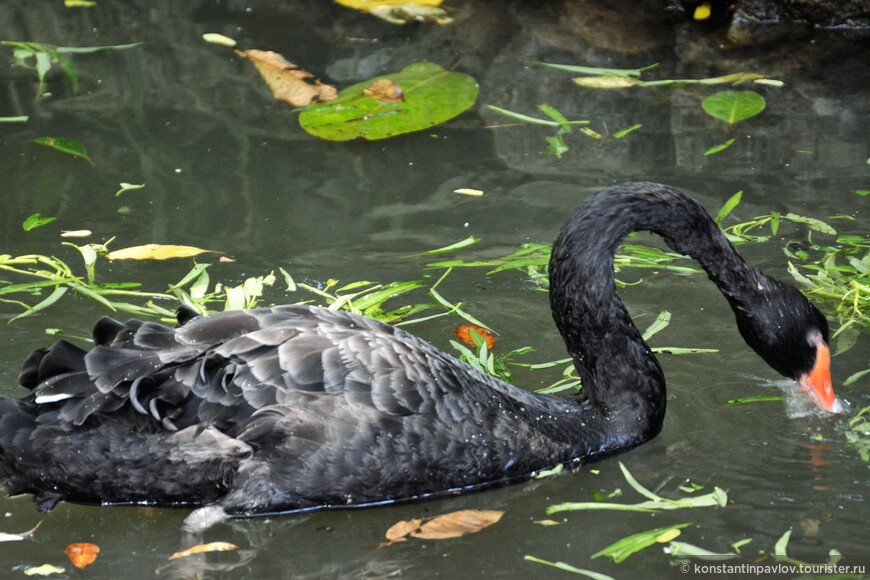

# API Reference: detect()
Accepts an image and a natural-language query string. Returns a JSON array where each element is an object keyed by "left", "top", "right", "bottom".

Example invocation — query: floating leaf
[
  {"left": 106, "top": 244, "right": 217, "bottom": 261},
  {"left": 668, "top": 540, "right": 737, "bottom": 559},
  {"left": 855, "top": 189, "right": 870, "bottom": 197},
  {"left": 66, "top": 542, "right": 100, "bottom": 568},
  {"left": 0, "top": 115, "right": 28, "bottom": 122},
  {"left": 299, "top": 62, "right": 478, "bottom": 141},
  {"left": 531, "top": 61, "right": 659, "bottom": 78},
  {"left": 22, "top": 213, "right": 56, "bottom": 231},
  {"left": 532, "top": 520, "right": 562, "bottom": 526},
  {"left": 336, "top": 0, "right": 452, "bottom": 25},
  {"left": 704, "top": 137, "right": 736, "bottom": 156},
  {"left": 168, "top": 541, "right": 239, "bottom": 560},
  {"left": 702, "top": 90, "right": 766, "bottom": 125},
  {"left": 525, "top": 555, "right": 615, "bottom": 579},
  {"left": 547, "top": 463, "right": 727, "bottom": 514},
  {"left": 237, "top": 49, "right": 337, "bottom": 107},
  {"left": 453, "top": 188, "right": 483, "bottom": 196},
  {"left": 23, "top": 564, "right": 65, "bottom": 577},
  {"left": 381, "top": 509, "right": 503, "bottom": 546},
  {"left": 592, "top": 524, "right": 690, "bottom": 563},
  {"left": 0, "top": 521, "right": 41, "bottom": 542},
  {"left": 486, "top": 105, "right": 589, "bottom": 128},
  {"left": 845, "top": 369, "right": 870, "bottom": 386},
  {"left": 723, "top": 395, "right": 784, "bottom": 405},
  {"left": 714, "top": 191, "right": 743, "bottom": 225},
  {"left": 572, "top": 76, "right": 640, "bottom": 89},
  {"left": 60, "top": 229, "right": 92, "bottom": 238},
  {"left": 32, "top": 137, "right": 93, "bottom": 164},
  {"left": 418, "top": 236, "right": 480, "bottom": 256},
  {"left": 363, "top": 78, "right": 404, "bottom": 102},
  {"left": 774, "top": 529, "right": 791, "bottom": 556},
  {"left": 613, "top": 123, "right": 642, "bottom": 139},
  {"left": 641, "top": 311, "right": 671, "bottom": 341},
  {"left": 455, "top": 324, "right": 496, "bottom": 349},
  {"left": 202, "top": 33, "right": 237, "bottom": 47},
  {"left": 783, "top": 213, "right": 837, "bottom": 235},
  {"left": 65, "top": 0, "right": 97, "bottom": 6},
  {"left": 115, "top": 182, "right": 145, "bottom": 196},
  {"left": 9, "top": 287, "right": 68, "bottom": 323},
  {"left": 535, "top": 464, "right": 564, "bottom": 479}
]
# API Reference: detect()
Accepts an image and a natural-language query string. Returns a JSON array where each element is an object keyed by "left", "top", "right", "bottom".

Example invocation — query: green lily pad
[
  {"left": 702, "top": 90, "right": 766, "bottom": 125},
  {"left": 299, "top": 62, "right": 478, "bottom": 141}
]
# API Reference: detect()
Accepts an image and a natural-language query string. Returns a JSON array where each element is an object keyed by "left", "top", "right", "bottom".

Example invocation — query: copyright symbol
[{"left": 680, "top": 562, "right": 690, "bottom": 574}]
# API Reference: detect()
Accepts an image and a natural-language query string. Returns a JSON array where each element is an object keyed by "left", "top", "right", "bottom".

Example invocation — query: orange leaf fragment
[
  {"left": 236, "top": 49, "right": 338, "bottom": 107},
  {"left": 168, "top": 541, "right": 239, "bottom": 560},
  {"left": 454, "top": 324, "right": 496, "bottom": 349},
  {"left": 381, "top": 509, "right": 503, "bottom": 546},
  {"left": 66, "top": 542, "right": 100, "bottom": 569},
  {"left": 362, "top": 79, "right": 404, "bottom": 103}
]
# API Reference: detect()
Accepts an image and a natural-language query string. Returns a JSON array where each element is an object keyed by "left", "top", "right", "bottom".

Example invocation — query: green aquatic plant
[
  {"left": 1, "top": 40, "right": 141, "bottom": 97},
  {"left": 486, "top": 104, "right": 639, "bottom": 158}
]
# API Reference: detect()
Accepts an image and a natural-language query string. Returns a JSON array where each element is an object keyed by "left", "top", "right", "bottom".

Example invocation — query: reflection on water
[{"left": 0, "top": 0, "right": 868, "bottom": 577}]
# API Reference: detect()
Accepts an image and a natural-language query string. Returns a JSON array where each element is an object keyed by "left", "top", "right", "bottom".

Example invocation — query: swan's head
[{"left": 734, "top": 277, "right": 839, "bottom": 413}]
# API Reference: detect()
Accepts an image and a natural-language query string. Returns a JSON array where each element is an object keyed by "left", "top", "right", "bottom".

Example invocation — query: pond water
[{"left": 1, "top": 1, "right": 868, "bottom": 577}]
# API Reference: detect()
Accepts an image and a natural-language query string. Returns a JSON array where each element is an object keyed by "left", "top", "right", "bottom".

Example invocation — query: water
[{"left": 1, "top": 1, "right": 868, "bottom": 577}]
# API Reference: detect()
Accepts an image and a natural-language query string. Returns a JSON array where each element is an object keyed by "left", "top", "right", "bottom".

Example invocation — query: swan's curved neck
[{"left": 548, "top": 183, "right": 756, "bottom": 446}]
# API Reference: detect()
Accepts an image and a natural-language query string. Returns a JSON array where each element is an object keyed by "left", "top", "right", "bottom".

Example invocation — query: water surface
[{"left": 0, "top": 1, "right": 868, "bottom": 577}]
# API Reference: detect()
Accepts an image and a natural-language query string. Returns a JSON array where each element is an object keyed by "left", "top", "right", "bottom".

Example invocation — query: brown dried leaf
[
  {"left": 410, "top": 509, "right": 503, "bottom": 540},
  {"left": 168, "top": 541, "right": 239, "bottom": 561},
  {"left": 362, "top": 79, "right": 404, "bottom": 103},
  {"left": 385, "top": 518, "right": 423, "bottom": 542},
  {"left": 237, "top": 49, "right": 337, "bottom": 107}
]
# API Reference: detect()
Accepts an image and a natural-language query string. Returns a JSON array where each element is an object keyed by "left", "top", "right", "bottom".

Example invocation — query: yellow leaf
[
  {"left": 655, "top": 528, "right": 682, "bottom": 543},
  {"left": 410, "top": 509, "right": 503, "bottom": 540},
  {"left": 335, "top": 0, "right": 451, "bottom": 25},
  {"left": 571, "top": 76, "right": 640, "bottom": 89},
  {"left": 381, "top": 510, "right": 503, "bottom": 546},
  {"left": 694, "top": 2, "right": 712, "bottom": 20},
  {"left": 336, "top": 0, "right": 443, "bottom": 7},
  {"left": 453, "top": 188, "right": 483, "bottom": 196},
  {"left": 168, "top": 541, "right": 239, "bottom": 560},
  {"left": 202, "top": 33, "right": 237, "bottom": 47},
  {"left": 236, "top": 49, "right": 337, "bottom": 107},
  {"left": 106, "top": 244, "right": 217, "bottom": 261},
  {"left": 533, "top": 519, "right": 562, "bottom": 526},
  {"left": 60, "top": 230, "right": 92, "bottom": 238},
  {"left": 23, "top": 564, "right": 65, "bottom": 577},
  {"left": 379, "top": 517, "right": 423, "bottom": 546}
]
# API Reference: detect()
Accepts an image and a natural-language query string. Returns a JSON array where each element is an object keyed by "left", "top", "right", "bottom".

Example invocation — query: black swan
[{"left": 0, "top": 182, "right": 837, "bottom": 527}]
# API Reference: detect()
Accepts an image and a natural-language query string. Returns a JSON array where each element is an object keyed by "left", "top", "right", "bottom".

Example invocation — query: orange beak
[{"left": 798, "top": 340, "right": 837, "bottom": 413}]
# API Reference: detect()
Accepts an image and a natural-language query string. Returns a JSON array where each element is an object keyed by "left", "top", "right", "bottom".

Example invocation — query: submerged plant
[{"left": 1, "top": 40, "right": 141, "bottom": 97}]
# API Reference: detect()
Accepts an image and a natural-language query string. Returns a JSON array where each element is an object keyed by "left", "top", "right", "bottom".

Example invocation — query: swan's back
[{"left": 3, "top": 305, "right": 587, "bottom": 514}]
